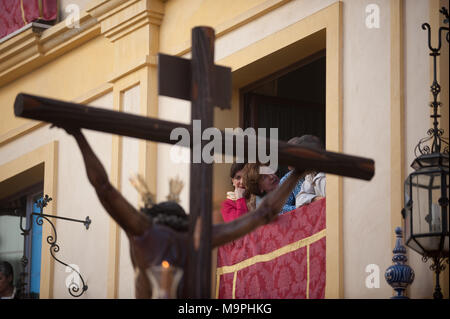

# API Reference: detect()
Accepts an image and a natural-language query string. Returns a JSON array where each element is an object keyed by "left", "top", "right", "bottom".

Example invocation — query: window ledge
[
  {"left": 0, "top": 22, "right": 52, "bottom": 45},
  {"left": 0, "top": 12, "right": 100, "bottom": 88}
]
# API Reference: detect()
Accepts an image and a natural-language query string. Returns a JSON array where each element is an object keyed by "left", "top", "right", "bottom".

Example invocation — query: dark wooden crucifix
[{"left": 14, "top": 27, "right": 374, "bottom": 298}]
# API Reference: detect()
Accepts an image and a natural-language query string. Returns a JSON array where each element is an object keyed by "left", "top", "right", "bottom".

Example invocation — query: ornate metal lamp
[{"left": 402, "top": 7, "right": 449, "bottom": 299}]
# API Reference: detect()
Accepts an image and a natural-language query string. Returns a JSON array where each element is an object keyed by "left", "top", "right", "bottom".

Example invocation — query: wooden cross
[
  {"left": 13, "top": 27, "right": 374, "bottom": 298},
  {"left": 158, "top": 27, "right": 232, "bottom": 298}
]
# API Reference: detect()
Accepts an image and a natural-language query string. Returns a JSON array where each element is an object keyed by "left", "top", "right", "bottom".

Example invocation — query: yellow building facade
[{"left": 0, "top": 0, "right": 448, "bottom": 299}]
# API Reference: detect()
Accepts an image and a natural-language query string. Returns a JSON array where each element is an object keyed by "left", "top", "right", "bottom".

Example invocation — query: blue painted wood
[{"left": 30, "top": 199, "right": 42, "bottom": 294}]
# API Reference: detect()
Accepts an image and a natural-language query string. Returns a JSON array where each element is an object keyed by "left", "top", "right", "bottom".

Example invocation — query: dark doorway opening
[{"left": 240, "top": 51, "right": 326, "bottom": 177}]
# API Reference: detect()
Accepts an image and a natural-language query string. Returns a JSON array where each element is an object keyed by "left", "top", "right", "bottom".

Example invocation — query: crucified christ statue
[
  {"left": 14, "top": 26, "right": 373, "bottom": 298},
  {"left": 64, "top": 127, "right": 304, "bottom": 299}
]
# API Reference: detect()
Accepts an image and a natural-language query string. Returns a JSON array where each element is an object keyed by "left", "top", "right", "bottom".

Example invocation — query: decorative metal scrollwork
[
  {"left": 414, "top": 128, "right": 449, "bottom": 157},
  {"left": 422, "top": 254, "right": 447, "bottom": 299},
  {"left": 18, "top": 194, "right": 91, "bottom": 297},
  {"left": 414, "top": 7, "right": 450, "bottom": 158}
]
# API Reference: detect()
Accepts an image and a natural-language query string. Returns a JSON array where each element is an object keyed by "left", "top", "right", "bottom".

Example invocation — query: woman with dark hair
[
  {"left": 220, "top": 162, "right": 250, "bottom": 222},
  {"left": 0, "top": 261, "right": 16, "bottom": 299}
]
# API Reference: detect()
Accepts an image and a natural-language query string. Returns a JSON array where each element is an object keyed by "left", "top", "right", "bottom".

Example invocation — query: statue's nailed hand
[
  {"left": 169, "top": 176, "right": 184, "bottom": 196},
  {"left": 167, "top": 176, "right": 184, "bottom": 203}
]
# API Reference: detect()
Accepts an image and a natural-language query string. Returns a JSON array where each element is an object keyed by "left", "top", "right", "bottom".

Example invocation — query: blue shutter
[{"left": 30, "top": 199, "right": 42, "bottom": 295}]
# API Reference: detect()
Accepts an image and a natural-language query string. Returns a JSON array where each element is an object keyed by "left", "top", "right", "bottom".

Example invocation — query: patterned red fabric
[
  {"left": 217, "top": 198, "right": 326, "bottom": 299},
  {"left": 0, "top": 0, "right": 57, "bottom": 39}
]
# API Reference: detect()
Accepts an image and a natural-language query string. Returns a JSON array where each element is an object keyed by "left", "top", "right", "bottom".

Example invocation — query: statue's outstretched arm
[
  {"left": 212, "top": 169, "right": 304, "bottom": 247},
  {"left": 67, "top": 128, "right": 151, "bottom": 236}
]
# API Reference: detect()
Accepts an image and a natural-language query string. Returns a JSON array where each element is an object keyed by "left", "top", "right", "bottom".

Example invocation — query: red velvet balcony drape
[
  {"left": 0, "top": 0, "right": 57, "bottom": 39},
  {"left": 216, "top": 198, "right": 326, "bottom": 299}
]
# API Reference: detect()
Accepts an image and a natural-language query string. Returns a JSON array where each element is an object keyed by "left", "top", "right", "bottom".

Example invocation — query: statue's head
[
  {"left": 130, "top": 174, "right": 188, "bottom": 232},
  {"left": 141, "top": 201, "right": 189, "bottom": 232}
]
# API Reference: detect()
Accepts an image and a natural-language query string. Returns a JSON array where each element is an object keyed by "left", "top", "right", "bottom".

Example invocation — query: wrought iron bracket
[{"left": 17, "top": 194, "right": 90, "bottom": 297}]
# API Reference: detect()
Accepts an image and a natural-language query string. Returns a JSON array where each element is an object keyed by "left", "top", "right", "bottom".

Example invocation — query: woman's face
[
  {"left": 258, "top": 173, "right": 279, "bottom": 194},
  {"left": 232, "top": 169, "right": 245, "bottom": 189}
]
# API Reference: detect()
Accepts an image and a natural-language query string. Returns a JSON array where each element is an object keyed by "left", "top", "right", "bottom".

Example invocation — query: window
[
  {"left": 241, "top": 51, "right": 326, "bottom": 177},
  {"left": 0, "top": 184, "right": 43, "bottom": 299}
]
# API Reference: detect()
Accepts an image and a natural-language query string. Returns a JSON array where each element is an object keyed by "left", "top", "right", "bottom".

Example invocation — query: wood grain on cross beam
[
  {"left": 14, "top": 93, "right": 191, "bottom": 143},
  {"left": 14, "top": 93, "right": 375, "bottom": 181},
  {"left": 187, "top": 26, "right": 215, "bottom": 299}
]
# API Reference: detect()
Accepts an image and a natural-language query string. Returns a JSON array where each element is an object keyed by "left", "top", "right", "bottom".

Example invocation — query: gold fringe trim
[
  {"left": 306, "top": 244, "right": 310, "bottom": 299},
  {"left": 215, "top": 270, "right": 221, "bottom": 299},
  {"left": 20, "top": 0, "right": 27, "bottom": 25},
  {"left": 232, "top": 271, "right": 237, "bottom": 299},
  {"left": 217, "top": 229, "right": 326, "bottom": 275},
  {"left": 216, "top": 228, "right": 326, "bottom": 298},
  {"left": 38, "top": 0, "right": 43, "bottom": 19}
]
